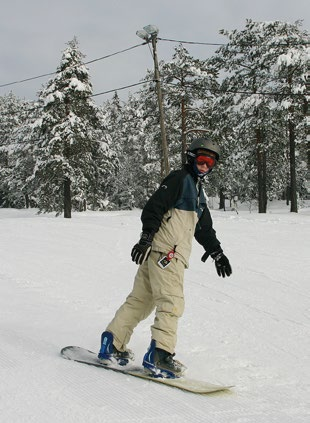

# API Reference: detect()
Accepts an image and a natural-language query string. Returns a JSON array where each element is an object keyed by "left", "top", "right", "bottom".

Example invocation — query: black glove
[
  {"left": 201, "top": 248, "right": 232, "bottom": 278},
  {"left": 131, "top": 232, "right": 154, "bottom": 265}
]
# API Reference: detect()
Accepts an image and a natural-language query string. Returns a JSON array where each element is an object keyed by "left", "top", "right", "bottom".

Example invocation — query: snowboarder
[{"left": 98, "top": 137, "right": 232, "bottom": 378}]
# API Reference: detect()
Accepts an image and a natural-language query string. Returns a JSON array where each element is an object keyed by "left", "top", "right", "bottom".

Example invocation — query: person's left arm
[{"left": 195, "top": 207, "right": 232, "bottom": 278}]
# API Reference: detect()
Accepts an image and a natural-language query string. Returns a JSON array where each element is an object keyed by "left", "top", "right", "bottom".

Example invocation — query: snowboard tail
[{"left": 60, "top": 346, "right": 233, "bottom": 394}]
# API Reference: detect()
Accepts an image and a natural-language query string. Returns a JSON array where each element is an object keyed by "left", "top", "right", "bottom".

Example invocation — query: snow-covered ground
[{"left": 0, "top": 203, "right": 309, "bottom": 422}]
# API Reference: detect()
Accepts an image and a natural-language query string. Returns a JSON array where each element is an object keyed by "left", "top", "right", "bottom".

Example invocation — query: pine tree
[
  {"left": 33, "top": 37, "right": 115, "bottom": 217},
  {"left": 101, "top": 92, "right": 141, "bottom": 209},
  {"left": 268, "top": 21, "right": 309, "bottom": 211},
  {"left": 162, "top": 44, "right": 218, "bottom": 165},
  {"left": 8, "top": 100, "right": 40, "bottom": 208},
  {"left": 210, "top": 20, "right": 309, "bottom": 212},
  {"left": 118, "top": 89, "right": 159, "bottom": 208},
  {"left": 0, "top": 93, "right": 30, "bottom": 207}
]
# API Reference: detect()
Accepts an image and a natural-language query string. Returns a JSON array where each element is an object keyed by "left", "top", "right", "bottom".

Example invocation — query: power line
[
  {"left": 162, "top": 80, "right": 307, "bottom": 98},
  {"left": 2, "top": 35, "right": 309, "bottom": 91},
  {"left": 84, "top": 42, "right": 146, "bottom": 65},
  {"left": 158, "top": 37, "right": 310, "bottom": 47},
  {"left": 214, "top": 89, "right": 307, "bottom": 97},
  {"left": 0, "top": 78, "right": 306, "bottom": 104},
  {"left": 0, "top": 72, "right": 57, "bottom": 89},
  {"left": 158, "top": 37, "right": 225, "bottom": 46},
  {"left": 0, "top": 42, "right": 146, "bottom": 89},
  {"left": 91, "top": 81, "right": 146, "bottom": 97},
  {"left": 1, "top": 35, "right": 309, "bottom": 101}
]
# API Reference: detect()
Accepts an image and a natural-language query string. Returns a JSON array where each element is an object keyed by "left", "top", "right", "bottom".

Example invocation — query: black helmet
[{"left": 187, "top": 137, "right": 220, "bottom": 161}]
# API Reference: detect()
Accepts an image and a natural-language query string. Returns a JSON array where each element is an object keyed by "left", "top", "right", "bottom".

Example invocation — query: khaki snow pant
[{"left": 106, "top": 250, "right": 185, "bottom": 354}]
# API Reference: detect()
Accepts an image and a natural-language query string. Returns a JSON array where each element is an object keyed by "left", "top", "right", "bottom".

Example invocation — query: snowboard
[{"left": 60, "top": 346, "right": 233, "bottom": 394}]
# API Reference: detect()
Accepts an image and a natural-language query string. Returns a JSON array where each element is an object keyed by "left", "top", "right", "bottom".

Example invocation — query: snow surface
[{"left": 0, "top": 203, "right": 309, "bottom": 422}]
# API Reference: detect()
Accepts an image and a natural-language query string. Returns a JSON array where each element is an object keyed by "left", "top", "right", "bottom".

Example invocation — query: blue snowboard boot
[
  {"left": 142, "top": 339, "right": 186, "bottom": 378},
  {"left": 98, "top": 331, "right": 134, "bottom": 366}
]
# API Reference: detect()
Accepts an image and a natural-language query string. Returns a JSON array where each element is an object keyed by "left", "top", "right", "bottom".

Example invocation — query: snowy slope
[{"left": 0, "top": 204, "right": 309, "bottom": 422}]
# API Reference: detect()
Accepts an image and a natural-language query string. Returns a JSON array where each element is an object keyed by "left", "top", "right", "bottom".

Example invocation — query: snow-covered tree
[
  {"left": 114, "top": 88, "right": 160, "bottom": 208},
  {"left": 268, "top": 21, "right": 309, "bottom": 211},
  {"left": 210, "top": 20, "right": 309, "bottom": 212},
  {"left": 162, "top": 44, "right": 218, "bottom": 164},
  {"left": 0, "top": 93, "right": 32, "bottom": 208},
  {"left": 7, "top": 100, "right": 40, "bottom": 208},
  {"left": 32, "top": 37, "right": 116, "bottom": 217}
]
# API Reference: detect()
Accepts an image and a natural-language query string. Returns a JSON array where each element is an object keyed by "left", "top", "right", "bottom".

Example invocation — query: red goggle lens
[{"left": 195, "top": 155, "right": 216, "bottom": 168}]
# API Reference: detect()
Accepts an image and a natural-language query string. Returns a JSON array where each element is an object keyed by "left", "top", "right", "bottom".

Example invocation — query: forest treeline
[{"left": 0, "top": 20, "right": 309, "bottom": 216}]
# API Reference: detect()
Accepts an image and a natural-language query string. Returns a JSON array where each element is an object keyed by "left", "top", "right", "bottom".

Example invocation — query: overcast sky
[{"left": 0, "top": 0, "right": 309, "bottom": 104}]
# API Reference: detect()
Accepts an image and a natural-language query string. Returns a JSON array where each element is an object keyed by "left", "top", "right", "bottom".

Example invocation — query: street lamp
[{"left": 136, "top": 25, "right": 170, "bottom": 177}]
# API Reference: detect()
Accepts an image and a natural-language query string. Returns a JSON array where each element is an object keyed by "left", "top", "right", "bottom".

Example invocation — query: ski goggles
[{"left": 195, "top": 154, "right": 216, "bottom": 168}]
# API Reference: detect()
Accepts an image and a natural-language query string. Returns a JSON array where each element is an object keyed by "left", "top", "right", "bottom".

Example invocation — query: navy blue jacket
[{"left": 141, "top": 165, "right": 221, "bottom": 266}]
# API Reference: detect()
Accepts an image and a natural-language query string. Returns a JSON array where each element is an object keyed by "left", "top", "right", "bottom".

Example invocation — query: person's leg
[
  {"left": 105, "top": 260, "right": 155, "bottom": 352},
  {"left": 148, "top": 253, "right": 185, "bottom": 354}
]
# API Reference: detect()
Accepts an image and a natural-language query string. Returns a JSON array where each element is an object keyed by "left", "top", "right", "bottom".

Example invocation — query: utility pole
[
  {"left": 151, "top": 35, "right": 170, "bottom": 177},
  {"left": 137, "top": 25, "right": 170, "bottom": 177}
]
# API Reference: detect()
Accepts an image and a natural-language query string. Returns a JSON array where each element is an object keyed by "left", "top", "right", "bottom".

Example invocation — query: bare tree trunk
[
  {"left": 286, "top": 185, "right": 290, "bottom": 206},
  {"left": 219, "top": 189, "right": 226, "bottom": 210},
  {"left": 288, "top": 119, "right": 298, "bottom": 212},
  {"left": 64, "top": 177, "right": 71, "bottom": 218},
  {"left": 256, "top": 128, "right": 267, "bottom": 213},
  {"left": 25, "top": 193, "right": 30, "bottom": 209}
]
